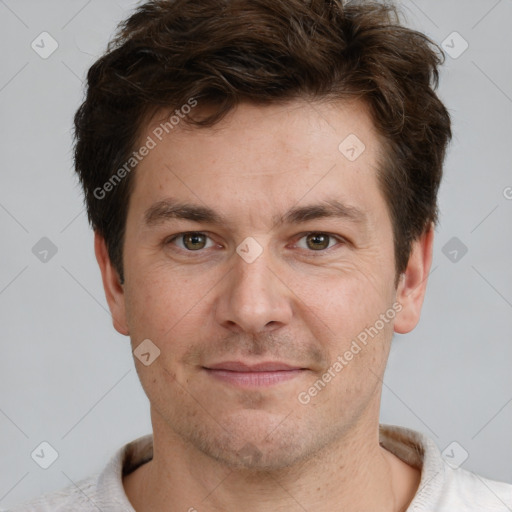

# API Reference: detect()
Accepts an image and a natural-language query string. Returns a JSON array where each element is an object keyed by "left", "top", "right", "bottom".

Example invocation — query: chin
[{"left": 189, "top": 410, "right": 319, "bottom": 471}]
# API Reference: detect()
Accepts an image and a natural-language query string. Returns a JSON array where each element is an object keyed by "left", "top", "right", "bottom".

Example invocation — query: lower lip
[{"left": 204, "top": 368, "right": 305, "bottom": 387}]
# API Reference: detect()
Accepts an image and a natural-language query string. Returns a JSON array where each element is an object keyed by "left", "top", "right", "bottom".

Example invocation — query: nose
[{"left": 214, "top": 243, "right": 293, "bottom": 334}]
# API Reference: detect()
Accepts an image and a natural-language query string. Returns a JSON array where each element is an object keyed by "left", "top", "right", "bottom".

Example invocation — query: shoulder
[
  {"left": 6, "top": 475, "right": 101, "bottom": 512},
  {"left": 379, "top": 424, "right": 512, "bottom": 511},
  {"left": 6, "top": 434, "right": 152, "bottom": 512},
  {"left": 432, "top": 465, "right": 512, "bottom": 511},
  {"left": 409, "top": 440, "right": 512, "bottom": 511}
]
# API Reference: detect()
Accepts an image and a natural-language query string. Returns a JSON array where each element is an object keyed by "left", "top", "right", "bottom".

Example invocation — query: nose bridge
[{"left": 215, "top": 238, "right": 292, "bottom": 333}]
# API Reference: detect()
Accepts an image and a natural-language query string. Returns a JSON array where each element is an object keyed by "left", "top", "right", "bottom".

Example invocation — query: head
[{"left": 75, "top": 0, "right": 451, "bottom": 469}]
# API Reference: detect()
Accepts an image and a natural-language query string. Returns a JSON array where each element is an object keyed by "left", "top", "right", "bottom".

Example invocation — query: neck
[{"left": 124, "top": 412, "right": 420, "bottom": 512}]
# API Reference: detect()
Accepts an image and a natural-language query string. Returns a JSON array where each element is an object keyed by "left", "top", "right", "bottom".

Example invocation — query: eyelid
[
  {"left": 292, "top": 232, "right": 346, "bottom": 252},
  {"left": 166, "top": 231, "right": 216, "bottom": 252},
  {"left": 166, "top": 231, "right": 347, "bottom": 254}
]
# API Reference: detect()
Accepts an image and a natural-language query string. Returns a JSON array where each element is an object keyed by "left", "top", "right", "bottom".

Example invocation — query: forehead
[
  {"left": 129, "top": 99, "right": 387, "bottom": 230},
  {"left": 144, "top": 98, "right": 380, "bottom": 163}
]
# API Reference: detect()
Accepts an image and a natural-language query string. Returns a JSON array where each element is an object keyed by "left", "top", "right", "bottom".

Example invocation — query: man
[{"left": 10, "top": 0, "right": 512, "bottom": 510}]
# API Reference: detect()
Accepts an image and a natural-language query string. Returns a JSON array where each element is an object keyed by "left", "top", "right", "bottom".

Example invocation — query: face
[{"left": 97, "top": 99, "right": 431, "bottom": 470}]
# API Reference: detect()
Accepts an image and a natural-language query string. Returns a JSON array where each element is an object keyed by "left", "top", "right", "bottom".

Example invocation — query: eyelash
[{"left": 165, "top": 231, "right": 346, "bottom": 255}]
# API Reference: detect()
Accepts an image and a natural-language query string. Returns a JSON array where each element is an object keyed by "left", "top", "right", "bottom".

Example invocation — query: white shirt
[{"left": 7, "top": 424, "right": 512, "bottom": 511}]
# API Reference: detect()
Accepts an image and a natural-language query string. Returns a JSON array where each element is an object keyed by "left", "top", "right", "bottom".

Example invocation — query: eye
[
  {"left": 295, "top": 232, "right": 344, "bottom": 252},
  {"left": 167, "top": 232, "right": 215, "bottom": 251}
]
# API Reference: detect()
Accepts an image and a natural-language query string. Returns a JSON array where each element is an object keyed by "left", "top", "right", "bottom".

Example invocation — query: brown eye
[
  {"left": 182, "top": 232, "right": 207, "bottom": 250},
  {"left": 305, "top": 233, "right": 331, "bottom": 251}
]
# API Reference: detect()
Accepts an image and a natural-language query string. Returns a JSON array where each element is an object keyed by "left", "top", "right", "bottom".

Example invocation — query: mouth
[{"left": 202, "top": 361, "right": 308, "bottom": 388}]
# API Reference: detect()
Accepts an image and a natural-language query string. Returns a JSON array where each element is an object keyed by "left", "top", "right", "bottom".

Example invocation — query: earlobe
[
  {"left": 94, "top": 231, "right": 130, "bottom": 336},
  {"left": 394, "top": 225, "right": 434, "bottom": 334}
]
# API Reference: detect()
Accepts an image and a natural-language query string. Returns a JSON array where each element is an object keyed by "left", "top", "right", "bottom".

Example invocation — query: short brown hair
[{"left": 73, "top": 0, "right": 451, "bottom": 284}]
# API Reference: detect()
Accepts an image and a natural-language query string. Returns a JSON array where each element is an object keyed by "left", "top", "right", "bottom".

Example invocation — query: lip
[
  {"left": 203, "top": 361, "right": 307, "bottom": 388},
  {"left": 205, "top": 361, "right": 304, "bottom": 372}
]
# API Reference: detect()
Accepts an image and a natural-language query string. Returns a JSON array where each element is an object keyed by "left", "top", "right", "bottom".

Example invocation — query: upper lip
[{"left": 204, "top": 361, "right": 304, "bottom": 372}]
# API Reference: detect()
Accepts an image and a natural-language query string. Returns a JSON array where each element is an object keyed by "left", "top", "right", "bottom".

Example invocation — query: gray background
[{"left": 1, "top": 0, "right": 511, "bottom": 508}]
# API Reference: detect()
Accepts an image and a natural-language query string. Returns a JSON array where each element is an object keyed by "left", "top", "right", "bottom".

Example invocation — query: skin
[{"left": 95, "top": 99, "right": 432, "bottom": 512}]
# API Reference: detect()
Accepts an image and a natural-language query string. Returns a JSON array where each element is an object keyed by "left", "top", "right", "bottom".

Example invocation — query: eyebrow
[
  {"left": 143, "top": 197, "right": 367, "bottom": 228},
  {"left": 279, "top": 199, "right": 366, "bottom": 226}
]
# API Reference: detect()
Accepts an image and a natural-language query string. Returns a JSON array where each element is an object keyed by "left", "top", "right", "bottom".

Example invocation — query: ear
[
  {"left": 394, "top": 224, "right": 434, "bottom": 334},
  {"left": 94, "top": 231, "right": 129, "bottom": 336}
]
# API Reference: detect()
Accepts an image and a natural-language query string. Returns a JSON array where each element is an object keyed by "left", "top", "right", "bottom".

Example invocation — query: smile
[{"left": 202, "top": 361, "right": 307, "bottom": 387}]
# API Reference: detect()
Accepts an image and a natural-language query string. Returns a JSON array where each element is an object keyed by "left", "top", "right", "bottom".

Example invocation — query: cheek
[
  {"left": 290, "top": 262, "right": 395, "bottom": 375},
  {"left": 299, "top": 318, "right": 393, "bottom": 416},
  {"left": 124, "top": 270, "right": 177, "bottom": 341},
  {"left": 290, "top": 261, "right": 390, "bottom": 327},
  {"left": 124, "top": 262, "right": 217, "bottom": 348}
]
